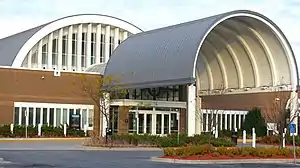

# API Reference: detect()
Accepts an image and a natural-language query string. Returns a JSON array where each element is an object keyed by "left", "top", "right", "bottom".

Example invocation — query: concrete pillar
[
  {"left": 187, "top": 84, "right": 196, "bottom": 136},
  {"left": 57, "top": 28, "right": 63, "bottom": 70},
  {"left": 76, "top": 24, "right": 82, "bottom": 71},
  {"left": 67, "top": 26, "right": 73, "bottom": 70},
  {"left": 86, "top": 24, "right": 92, "bottom": 67},
  {"left": 114, "top": 28, "right": 119, "bottom": 49},
  {"left": 104, "top": 25, "right": 110, "bottom": 62},
  {"left": 96, "top": 24, "right": 101, "bottom": 64},
  {"left": 47, "top": 33, "right": 53, "bottom": 69}
]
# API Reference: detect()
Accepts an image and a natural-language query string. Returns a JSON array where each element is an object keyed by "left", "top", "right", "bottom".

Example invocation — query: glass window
[
  {"left": 128, "top": 112, "right": 136, "bottom": 133},
  {"left": 156, "top": 114, "right": 162, "bottom": 134},
  {"left": 36, "top": 108, "right": 41, "bottom": 125},
  {"left": 170, "top": 113, "right": 178, "bottom": 133},
  {"left": 88, "top": 109, "right": 94, "bottom": 127},
  {"left": 231, "top": 114, "right": 235, "bottom": 130},
  {"left": 43, "top": 108, "right": 48, "bottom": 125},
  {"left": 14, "top": 107, "right": 20, "bottom": 125},
  {"left": 42, "top": 44, "right": 48, "bottom": 64},
  {"left": 21, "top": 107, "right": 27, "bottom": 125},
  {"left": 63, "top": 108, "right": 68, "bottom": 124},
  {"left": 203, "top": 113, "right": 207, "bottom": 131},
  {"left": 146, "top": 114, "right": 152, "bottom": 134},
  {"left": 56, "top": 108, "right": 61, "bottom": 127},
  {"left": 62, "top": 36, "right": 67, "bottom": 66},
  {"left": 163, "top": 114, "right": 169, "bottom": 134},
  {"left": 76, "top": 109, "right": 80, "bottom": 115},
  {"left": 28, "top": 107, "right": 34, "bottom": 125},
  {"left": 82, "top": 109, "right": 87, "bottom": 129}
]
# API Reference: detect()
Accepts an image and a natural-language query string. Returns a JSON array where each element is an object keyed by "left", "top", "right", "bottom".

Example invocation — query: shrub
[
  {"left": 0, "top": 124, "right": 85, "bottom": 138},
  {"left": 243, "top": 108, "right": 267, "bottom": 137},
  {"left": 163, "top": 145, "right": 298, "bottom": 158}
]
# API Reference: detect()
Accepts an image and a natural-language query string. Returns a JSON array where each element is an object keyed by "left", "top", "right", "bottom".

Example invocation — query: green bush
[
  {"left": 0, "top": 124, "right": 86, "bottom": 138},
  {"left": 163, "top": 145, "right": 299, "bottom": 157},
  {"left": 243, "top": 108, "right": 267, "bottom": 137}
]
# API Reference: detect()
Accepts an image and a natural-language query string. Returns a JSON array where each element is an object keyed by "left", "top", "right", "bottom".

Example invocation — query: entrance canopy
[{"left": 104, "top": 10, "right": 298, "bottom": 94}]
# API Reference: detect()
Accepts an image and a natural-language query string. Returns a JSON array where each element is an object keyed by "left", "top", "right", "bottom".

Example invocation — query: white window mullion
[
  {"left": 27, "top": 50, "right": 32, "bottom": 68},
  {"left": 33, "top": 107, "right": 36, "bottom": 127},
  {"left": 47, "top": 108, "right": 50, "bottom": 126},
  {"left": 18, "top": 107, "right": 22, "bottom": 125},
  {"left": 53, "top": 108, "right": 57, "bottom": 127}
]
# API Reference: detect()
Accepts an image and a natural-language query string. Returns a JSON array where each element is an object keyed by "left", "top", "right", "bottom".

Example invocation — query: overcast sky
[{"left": 0, "top": 0, "right": 299, "bottom": 58}]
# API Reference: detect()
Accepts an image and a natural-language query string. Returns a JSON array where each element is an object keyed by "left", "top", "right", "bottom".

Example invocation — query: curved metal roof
[
  {"left": 0, "top": 14, "right": 142, "bottom": 66},
  {"left": 104, "top": 10, "right": 298, "bottom": 89}
]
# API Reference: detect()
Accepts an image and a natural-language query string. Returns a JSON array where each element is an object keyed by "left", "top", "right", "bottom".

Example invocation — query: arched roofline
[
  {"left": 11, "top": 14, "right": 143, "bottom": 67},
  {"left": 193, "top": 10, "right": 299, "bottom": 91}
]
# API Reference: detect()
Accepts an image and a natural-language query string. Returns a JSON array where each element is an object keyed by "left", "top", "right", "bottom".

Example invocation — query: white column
[
  {"left": 104, "top": 25, "right": 110, "bottom": 62},
  {"left": 290, "top": 91, "right": 298, "bottom": 135},
  {"left": 86, "top": 24, "right": 92, "bottom": 67},
  {"left": 238, "top": 114, "right": 242, "bottom": 129},
  {"left": 205, "top": 111, "right": 208, "bottom": 132},
  {"left": 225, "top": 113, "right": 228, "bottom": 130},
  {"left": 229, "top": 114, "right": 232, "bottom": 130},
  {"left": 195, "top": 96, "right": 201, "bottom": 134},
  {"left": 38, "top": 40, "right": 43, "bottom": 68},
  {"left": 57, "top": 28, "right": 63, "bottom": 70},
  {"left": 143, "top": 113, "right": 147, "bottom": 134},
  {"left": 114, "top": 28, "right": 119, "bottom": 49},
  {"left": 234, "top": 112, "right": 237, "bottom": 130},
  {"left": 67, "top": 26, "right": 73, "bottom": 70},
  {"left": 123, "top": 31, "right": 128, "bottom": 41},
  {"left": 95, "top": 24, "right": 101, "bottom": 64},
  {"left": 53, "top": 108, "right": 57, "bottom": 127},
  {"left": 161, "top": 114, "right": 164, "bottom": 134},
  {"left": 47, "top": 108, "right": 50, "bottom": 126},
  {"left": 47, "top": 33, "right": 53, "bottom": 69},
  {"left": 76, "top": 24, "right": 82, "bottom": 70},
  {"left": 187, "top": 84, "right": 196, "bottom": 136},
  {"left": 152, "top": 113, "right": 156, "bottom": 135},
  {"left": 216, "top": 113, "right": 219, "bottom": 131},
  {"left": 33, "top": 108, "right": 36, "bottom": 127},
  {"left": 27, "top": 50, "right": 32, "bottom": 68},
  {"left": 220, "top": 113, "right": 223, "bottom": 130}
]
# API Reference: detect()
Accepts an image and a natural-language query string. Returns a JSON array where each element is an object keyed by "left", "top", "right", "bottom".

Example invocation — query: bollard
[
  {"left": 252, "top": 127, "right": 256, "bottom": 148},
  {"left": 38, "top": 124, "right": 42, "bottom": 136},
  {"left": 64, "top": 123, "right": 67, "bottom": 137},
  {"left": 84, "top": 124, "right": 87, "bottom": 136},
  {"left": 243, "top": 130, "right": 246, "bottom": 144},
  {"left": 10, "top": 123, "right": 14, "bottom": 134}
]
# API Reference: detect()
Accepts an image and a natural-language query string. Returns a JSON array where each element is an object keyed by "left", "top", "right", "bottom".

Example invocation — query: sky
[{"left": 0, "top": 0, "right": 299, "bottom": 59}]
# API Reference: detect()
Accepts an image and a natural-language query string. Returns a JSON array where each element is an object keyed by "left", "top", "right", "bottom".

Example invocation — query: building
[
  {"left": 0, "top": 14, "right": 142, "bottom": 132},
  {"left": 0, "top": 10, "right": 299, "bottom": 136}
]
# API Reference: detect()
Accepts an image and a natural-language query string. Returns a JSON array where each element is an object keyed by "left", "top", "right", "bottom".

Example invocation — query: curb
[
  {"left": 237, "top": 139, "right": 252, "bottom": 143},
  {"left": 150, "top": 157, "right": 300, "bottom": 164},
  {"left": 0, "top": 138, "right": 87, "bottom": 142},
  {"left": 82, "top": 147, "right": 163, "bottom": 151}
]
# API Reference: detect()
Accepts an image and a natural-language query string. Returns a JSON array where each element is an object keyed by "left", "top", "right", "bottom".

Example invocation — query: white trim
[
  {"left": 111, "top": 99, "right": 186, "bottom": 109},
  {"left": 12, "top": 14, "right": 142, "bottom": 68},
  {"left": 193, "top": 12, "right": 298, "bottom": 91}
]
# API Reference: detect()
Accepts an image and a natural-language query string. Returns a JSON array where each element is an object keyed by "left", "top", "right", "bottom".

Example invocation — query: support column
[
  {"left": 76, "top": 24, "right": 82, "bottom": 71},
  {"left": 27, "top": 50, "right": 32, "bottom": 68},
  {"left": 104, "top": 25, "right": 110, "bottom": 62},
  {"left": 86, "top": 24, "right": 92, "bottom": 67},
  {"left": 234, "top": 113, "right": 237, "bottom": 130},
  {"left": 114, "top": 28, "right": 119, "bottom": 49},
  {"left": 187, "top": 84, "right": 196, "bottom": 136},
  {"left": 95, "top": 24, "right": 101, "bottom": 64},
  {"left": 290, "top": 91, "right": 298, "bottom": 135},
  {"left": 229, "top": 114, "right": 232, "bottom": 130},
  {"left": 225, "top": 113, "right": 228, "bottom": 130},
  {"left": 67, "top": 26, "right": 73, "bottom": 70},
  {"left": 57, "top": 28, "right": 63, "bottom": 70},
  {"left": 152, "top": 113, "right": 156, "bottom": 134},
  {"left": 47, "top": 33, "right": 53, "bottom": 69},
  {"left": 123, "top": 31, "right": 128, "bottom": 41},
  {"left": 220, "top": 113, "right": 223, "bottom": 130},
  {"left": 195, "top": 95, "right": 201, "bottom": 134},
  {"left": 38, "top": 40, "right": 43, "bottom": 68}
]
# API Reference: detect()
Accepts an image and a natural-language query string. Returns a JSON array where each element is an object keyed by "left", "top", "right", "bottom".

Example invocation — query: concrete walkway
[{"left": 151, "top": 156, "right": 300, "bottom": 165}]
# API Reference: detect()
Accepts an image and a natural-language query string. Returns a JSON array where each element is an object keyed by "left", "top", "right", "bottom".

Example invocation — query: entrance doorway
[{"left": 128, "top": 109, "right": 179, "bottom": 135}]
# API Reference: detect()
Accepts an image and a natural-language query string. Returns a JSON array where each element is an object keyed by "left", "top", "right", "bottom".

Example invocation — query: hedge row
[
  {"left": 88, "top": 133, "right": 236, "bottom": 148},
  {"left": 258, "top": 135, "right": 300, "bottom": 146},
  {"left": 164, "top": 145, "right": 300, "bottom": 157},
  {"left": 0, "top": 124, "right": 86, "bottom": 138}
]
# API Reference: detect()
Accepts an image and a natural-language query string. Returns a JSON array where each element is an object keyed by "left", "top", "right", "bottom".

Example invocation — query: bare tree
[
  {"left": 263, "top": 85, "right": 299, "bottom": 148},
  {"left": 77, "top": 74, "right": 127, "bottom": 141},
  {"left": 201, "top": 84, "right": 226, "bottom": 146}
]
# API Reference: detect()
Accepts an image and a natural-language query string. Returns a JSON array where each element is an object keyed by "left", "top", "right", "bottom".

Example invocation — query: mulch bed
[{"left": 160, "top": 155, "right": 297, "bottom": 160}]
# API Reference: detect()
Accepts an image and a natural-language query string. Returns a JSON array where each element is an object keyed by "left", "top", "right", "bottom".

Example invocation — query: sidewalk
[{"left": 0, "top": 137, "right": 88, "bottom": 142}]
